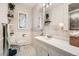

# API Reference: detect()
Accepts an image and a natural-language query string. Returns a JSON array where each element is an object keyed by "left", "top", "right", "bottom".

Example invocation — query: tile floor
[{"left": 15, "top": 44, "right": 36, "bottom": 56}]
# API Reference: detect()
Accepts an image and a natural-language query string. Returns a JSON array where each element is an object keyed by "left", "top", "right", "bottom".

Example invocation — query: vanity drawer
[{"left": 70, "top": 36, "right": 79, "bottom": 47}]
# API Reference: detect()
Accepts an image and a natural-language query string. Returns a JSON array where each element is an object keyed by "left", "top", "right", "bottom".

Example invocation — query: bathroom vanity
[{"left": 33, "top": 36, "right": 79, "bottom": 56}]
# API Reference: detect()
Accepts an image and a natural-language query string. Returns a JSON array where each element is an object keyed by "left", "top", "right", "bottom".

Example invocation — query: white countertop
[
  {"left": 35, "top": 36, "right": 79, "bottom": 56},
  {"left": 0, "top": 37, "right": 3, "bottom": 41}
]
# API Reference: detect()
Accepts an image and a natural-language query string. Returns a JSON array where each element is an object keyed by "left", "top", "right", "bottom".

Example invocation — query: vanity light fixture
[
  {"left": 43, "top": 3, "right": 52, "bottom": 8},
  {"left": 49, "top": 3, "right": 52, "bottom": 6},
  {"left": 43, "top": 3, "right": 46, "bottom": 7},
  {"left": 46, "top": 4, "right": 49, "bottom": 8}
]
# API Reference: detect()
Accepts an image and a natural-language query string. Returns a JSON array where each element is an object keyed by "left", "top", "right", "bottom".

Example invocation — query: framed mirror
[{"left": 18, "top": 13, "right": 27, "bottom": 29}]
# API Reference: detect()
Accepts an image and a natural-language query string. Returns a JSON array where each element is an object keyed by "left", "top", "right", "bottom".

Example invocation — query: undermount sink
[
  {"left": 40, "top": 35, "right": 53, "bottom": 39},
  {"left": 46, "top": 35, "right": 52, "bottom": 38}
]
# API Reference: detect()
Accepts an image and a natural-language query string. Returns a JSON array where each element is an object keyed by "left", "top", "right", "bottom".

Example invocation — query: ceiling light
[{"left": 43, "top": 3, "right": 46, "bottom": 7}]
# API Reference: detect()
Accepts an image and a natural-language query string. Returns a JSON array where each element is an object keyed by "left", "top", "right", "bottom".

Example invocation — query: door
[{"left": 2, "top": 24, "right": 8, "bottom": 56}]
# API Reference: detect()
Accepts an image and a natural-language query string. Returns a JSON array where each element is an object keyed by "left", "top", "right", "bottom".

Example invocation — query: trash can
[{"left": 8, "top": 48, "right": 17, "bottom": 56}]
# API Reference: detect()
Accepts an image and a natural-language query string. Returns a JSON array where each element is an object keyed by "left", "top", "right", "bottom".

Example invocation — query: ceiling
[{"left": 15, "top": 3, "right": 38, "bottom": 9}]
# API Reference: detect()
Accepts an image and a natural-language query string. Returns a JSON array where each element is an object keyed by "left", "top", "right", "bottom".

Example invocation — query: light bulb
[
  {"left": 43, "top": 3, "right": 46, "bottom": 7},
  {"left": 59, "top": 23, "right": 64, "bottom": 30},
  {"left": 49, "top": 3, "right": 52, "bottom": 5},
  {"left": 59, "top": 23, "right": 64, "bottom": 27},
  {"left": 46, "top": 4, "right": 49, "bottom": 8}
]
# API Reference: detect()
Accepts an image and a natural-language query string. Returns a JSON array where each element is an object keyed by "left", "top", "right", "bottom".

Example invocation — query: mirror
[
  {"left": 69, "top": 3, "right": 79, "bottom": 30},
  {"left": 18, "top": 12, "right": 27, "bottom": 29},
  {"left": 38, "top": 3, "right": 52, "bottom": 35}
]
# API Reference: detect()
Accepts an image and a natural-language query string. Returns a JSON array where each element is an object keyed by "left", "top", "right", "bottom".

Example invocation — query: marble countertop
[
  {"left": 35, "top": 36, "right": 79, "bottom": 56},
  {"left": 70, "top": 31, "right": 79, "bottom": 37},
  {"left": 0, "top": 37, "right": 3, "bottom": 41}
]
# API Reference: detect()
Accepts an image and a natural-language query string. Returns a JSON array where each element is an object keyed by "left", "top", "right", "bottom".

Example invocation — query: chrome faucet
[{"left": 40, "top": 29, "right": 44, "bottom": 36}]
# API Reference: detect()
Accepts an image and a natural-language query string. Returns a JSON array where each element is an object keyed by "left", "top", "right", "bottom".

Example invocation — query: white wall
[
  {"left": 9, "top": 4, "right": 33, "bottom": 45},
  {"left": 32, "top": 4, "right": 43, "bottom": 36},
  {"left": 0, "top": 3, "right": 8, "bottom": 55},
  {"left": 0, "top": 3, "right": 8, "bottom": 24}
]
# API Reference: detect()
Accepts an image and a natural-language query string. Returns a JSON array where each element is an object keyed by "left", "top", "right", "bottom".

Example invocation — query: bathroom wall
[
  {"left": 44, "top": 3, "right": 69, "bottom": 41},
  {"left": 9, "top": 4, "right": 33, "bottom": 45},
  {"left": 0, "top": 3, "right": 8, "bottom": 24},
  {"left": 0, "top": 3, "right": 8, "bottom": 55},
  {"left": 32, "top": 3, "right": 43, "bottom": 37},
  {"left": 32, "top": 3, "right": 70, "bottom": 41}
]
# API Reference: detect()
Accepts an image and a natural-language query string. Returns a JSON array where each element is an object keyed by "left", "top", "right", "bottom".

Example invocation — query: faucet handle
[{"left": 22, "top": 34, "right": 27, "bottom": 37}]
